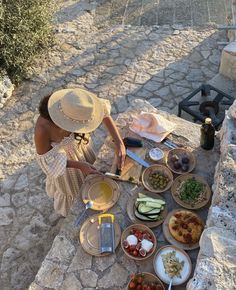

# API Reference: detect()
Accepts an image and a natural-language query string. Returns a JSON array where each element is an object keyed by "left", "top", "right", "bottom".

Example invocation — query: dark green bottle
[{"left": 200, "top": 118, "right": 215, "bottom": 150}]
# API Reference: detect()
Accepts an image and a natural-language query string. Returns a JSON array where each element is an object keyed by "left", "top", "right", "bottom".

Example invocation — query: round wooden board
[
  {"left": 142, "top": 164, "right": 173, "bottom": 193},
  {"left": 162, "top": 209, "right": 204, "bottom": 250},
  {"left": 153, "top": 245, "right": 192, "bottom": 286},
  {"left": 126, "top": 272, "right": 165, "bottom": 290},
  {"left": 80, "top": 214, "right": 121, "bottom": 256},
  {"left": 166, "top": 148, "right": 196, "bottom": 175},
  {"left": 121, "top": 224, "right": 157, "bottom": 261},
  {"left": 81, "top": 175, "right": 120, "bottom": 211},
  {"left": 127, "top": 190, "right": 168, "bottom": 228},
  {"left": 171, "top": 174, "right": 211, "bottom": 210}
]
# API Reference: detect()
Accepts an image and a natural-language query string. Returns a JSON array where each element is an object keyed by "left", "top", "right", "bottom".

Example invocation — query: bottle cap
[{"left": 205, "top": 118, "right": 212, "bottom": 124}]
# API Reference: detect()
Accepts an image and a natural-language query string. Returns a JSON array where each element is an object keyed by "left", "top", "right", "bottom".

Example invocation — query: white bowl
[{"left": 149, "top": 148, "right": 164, "bottom": 161}]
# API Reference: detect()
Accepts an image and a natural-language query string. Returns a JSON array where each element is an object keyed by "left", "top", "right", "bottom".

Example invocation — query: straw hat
[{"left": 48, "top": 88, "right": 105, "bottom": 133}]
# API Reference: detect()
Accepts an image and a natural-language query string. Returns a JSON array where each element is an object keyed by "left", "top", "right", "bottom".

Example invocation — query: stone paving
[
  {"left": 0, "top": 0, "right": 233, "bottom": 289},
  {"left": 94, "top": 0, "right": 233, "bottom": 28}
]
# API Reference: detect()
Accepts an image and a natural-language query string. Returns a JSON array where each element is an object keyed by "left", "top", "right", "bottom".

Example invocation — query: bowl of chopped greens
[{"left": 171, "top": 174, "right": 211, "bottom": 209}]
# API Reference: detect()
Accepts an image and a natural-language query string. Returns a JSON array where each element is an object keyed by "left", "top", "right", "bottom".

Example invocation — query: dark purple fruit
[
  {"left": 182, "top": 155, "right": 190, "bottom": 164},
  {"left": 182, "top": 164, "right": 189, "bottom": 172},
  {"left": 173, "top": 161, "right": 181, "bottom": 169},
  {"left": 171, "top": 154, "right": 179, "bottom": 163}
]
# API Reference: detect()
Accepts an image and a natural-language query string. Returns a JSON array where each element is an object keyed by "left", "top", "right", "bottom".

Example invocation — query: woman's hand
[
  {"left": 78, "top": 162, "right": 102, "bottom": 176},
  {"left": 116, "top": 142, "right": 126, "bottom": 170}
]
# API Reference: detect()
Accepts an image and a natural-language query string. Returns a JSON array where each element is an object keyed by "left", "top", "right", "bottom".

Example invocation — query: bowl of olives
[
  {"left": 166, "top": 148, "right": 196, "bottom": 175},
  {"left": 142, "top": 164, "right": 173, "bottom": 193}
]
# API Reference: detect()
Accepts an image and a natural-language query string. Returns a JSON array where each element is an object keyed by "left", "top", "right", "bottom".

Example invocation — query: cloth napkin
[{"left": 129, "top": 112, "right": 176, "bottom": 142}]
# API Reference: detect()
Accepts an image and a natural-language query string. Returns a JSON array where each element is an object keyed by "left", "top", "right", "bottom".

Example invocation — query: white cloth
[{"left": 129, "top": 112, "right": 176, "bottom": 142}]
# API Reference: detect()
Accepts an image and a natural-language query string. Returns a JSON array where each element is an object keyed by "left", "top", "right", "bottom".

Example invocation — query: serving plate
[
  {"left": 162, "top": 209, "right": 204, "bottom": 250},
  {"left": 153, "top": 245, "right": 192, "bottom": 286},
  {"left": 127, "top": 272, "right": 165, "bottom": 290},
  {"left": 166, "top": 148, "right": 196, "bottom": 175},
  {"left": 80, "top": 214, "right": 121, "bottom": 256},
  {"left": 81, "top": 175, "right": 120, "bottom": 211},
  {"left": 142, "top": 164, "right": 173, "bottom": 193},
  {"left": 127, "top": 190, "right": 168, "bottom": 228},
  {"left": 171, "top": 174, "right": 211, "bottom": 209},
  {"left": 121, "top": 224, "right": 157, "bottom": 261}
]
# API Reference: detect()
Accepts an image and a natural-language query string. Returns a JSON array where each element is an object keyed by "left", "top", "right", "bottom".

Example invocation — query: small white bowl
[{"left": 149, "top": 148, "right": 164, "bottom": 161}]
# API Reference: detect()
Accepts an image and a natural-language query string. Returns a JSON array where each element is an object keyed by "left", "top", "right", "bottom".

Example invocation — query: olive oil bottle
[{"left": 200, "top": 118, "right": 215, "bottom": 150}]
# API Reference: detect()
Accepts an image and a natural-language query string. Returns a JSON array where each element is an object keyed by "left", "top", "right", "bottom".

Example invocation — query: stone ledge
[{"left": 187, "top": 101, "right": 236, "bottom": 290}]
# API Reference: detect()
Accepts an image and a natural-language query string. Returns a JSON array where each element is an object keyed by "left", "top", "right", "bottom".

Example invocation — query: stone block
[
  {"left": 187, "top": 227, "right": 236, "bottom": 290},
  {"left": 219, "top": 42, "right": 236, "bottom": 80}
]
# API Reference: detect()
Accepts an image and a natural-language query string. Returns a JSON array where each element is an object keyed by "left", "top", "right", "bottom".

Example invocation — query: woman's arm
[{"left": 102, "top": 115, "right": 126, "bottom": 169}]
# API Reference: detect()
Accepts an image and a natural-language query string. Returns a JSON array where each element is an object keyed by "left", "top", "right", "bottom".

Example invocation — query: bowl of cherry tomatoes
[
  {"left": 127, "top": 272, "right": 165, "bottom": 290},
  {"left": 121, "top": 224, "right": 157, "bottom": 261}
]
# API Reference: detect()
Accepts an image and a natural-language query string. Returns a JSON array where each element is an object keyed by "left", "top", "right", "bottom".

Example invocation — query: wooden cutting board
[{"left": 110, "top": 147, "right": 147, "bottom": 183}]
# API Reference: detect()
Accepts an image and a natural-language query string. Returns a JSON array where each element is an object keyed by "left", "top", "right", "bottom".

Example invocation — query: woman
[{"left": 34, "top": 88, "right": 126, "bottom": 216}]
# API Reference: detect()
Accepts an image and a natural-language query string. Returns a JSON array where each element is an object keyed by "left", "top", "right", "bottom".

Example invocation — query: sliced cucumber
[
  {"left": 138, "top": 203, "right": 154, "bottom": 213},
  {"left": 136, "top": 198, "right": 166, "bottom": 205},
  {"left": 134, "top": 210, "right": 159, "bottom": 221},
  {"left": 145, "top": 201, "right": 162, "bottom": 208},
  {"left": 145, "top": 208, "right": 161, "bottom": 215},
  {"left": 138, "top": 193, "right": 147, "bottom": 198}
]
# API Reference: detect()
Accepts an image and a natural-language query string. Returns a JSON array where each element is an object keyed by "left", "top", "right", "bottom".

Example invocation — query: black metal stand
[{"left": 178, "top": 84, "right": 235, "bottom": 129}]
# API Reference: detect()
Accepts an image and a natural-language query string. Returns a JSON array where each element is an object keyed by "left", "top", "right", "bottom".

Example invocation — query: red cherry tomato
[{"left": 132, "top": 250, "right": 138, "bottom": 256}]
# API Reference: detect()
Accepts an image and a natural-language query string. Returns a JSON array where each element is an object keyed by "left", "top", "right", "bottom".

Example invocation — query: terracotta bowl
[
  {"left": 166, "top": 148, "right": 196, "bottom": 175},
  {"left": 126, "top": 272, "right": 165, "bottom": 290},
  {"left": 121, "top": 224, "right": 157, "bottom": 261},
  {"left": 142, "top": 164, "right": 173, "bottom": 193}
]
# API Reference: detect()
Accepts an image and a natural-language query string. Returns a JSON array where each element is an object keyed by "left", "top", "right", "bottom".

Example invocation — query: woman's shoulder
[{"left": 34, "top": 117, "right": 52, "bottom": 154}]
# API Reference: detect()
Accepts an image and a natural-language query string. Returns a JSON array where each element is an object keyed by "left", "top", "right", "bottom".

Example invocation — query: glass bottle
[{"left": 200, "top": 118, "right": 215, "bottom": 150}]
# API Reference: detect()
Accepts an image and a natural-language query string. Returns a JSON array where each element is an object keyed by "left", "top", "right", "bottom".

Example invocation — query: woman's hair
[{"left": 38, "top": 95, "right": 52, "bottom": 122}]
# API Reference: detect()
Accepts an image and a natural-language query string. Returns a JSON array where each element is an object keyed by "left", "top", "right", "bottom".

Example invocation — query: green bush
[{"left": 0, "top": 0, "right": 55, "bottom": 83}]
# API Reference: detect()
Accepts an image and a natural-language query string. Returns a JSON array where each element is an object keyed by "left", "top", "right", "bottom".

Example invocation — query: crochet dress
[{"left": 36, "top": 99, "right": 111, "bottom": 216}]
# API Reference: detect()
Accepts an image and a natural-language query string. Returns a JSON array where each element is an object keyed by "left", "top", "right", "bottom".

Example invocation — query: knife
[{"left": 126, "top": 149, "right": 150, "bottom": 168}]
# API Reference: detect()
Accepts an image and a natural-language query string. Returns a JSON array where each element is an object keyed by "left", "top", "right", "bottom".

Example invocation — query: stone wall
[{"left": 187, "top": 100, "right": 236, "bottom": 290}]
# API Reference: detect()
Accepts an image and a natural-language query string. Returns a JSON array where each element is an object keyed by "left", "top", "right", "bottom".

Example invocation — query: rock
[
  {"left": 60, "top": 273, "right": 82, "bottom": 290},
  {"left": 93, "top": 255, "right": 116, "bottom": 272},
  {"left": 1, "top": 248, "right": 22, "bottom": 272},
  {"left": 14, "top": 173, "right": 28, "bottom": 191},
  {"left": 35, "top": 260, "right": 67, "bottom": 289},
  {"left": 0, "top": 193, "right": 11, "bottom": 207},
  {"left": 0, "top": 207, "right": 15, "bottom": 225},
  {"left": 68, "top": 244, "right": 92, "bottom": 272},
  {"left": 201, "top": 50, "right": 211, "bottom": 59},
  {"left": 46, "top": 235, "right": 76, "bottom": 265},
  {"left": 79, "top": 269, "right": 98, "bottom": 288},
  {"left": 0, "top": 72, "right": 14, "bottom": 107},
  {"left": 114, "top": 96, "right": 129, "bottom": 113},
  {"left": 143, "top": 80, "right": 162, "bottom": 92},
  {"left": 148, "top": 97, "right": 162, "bottom": 108},
  {"left": 11, "top": 192, "right": 28, "bottom": 208},
  {"left": 97, "top": 263, "right": 129, "bottom": 288},
  {"left": 187, "top": 227, "right": 236, "bottom": 290}
]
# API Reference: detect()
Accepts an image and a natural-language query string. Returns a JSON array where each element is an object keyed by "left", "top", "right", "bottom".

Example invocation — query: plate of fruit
[
  {"left": 121, "top": 224, "right": 157, "bottom": 261},
  {"left": 127, "top": 272, "right": 165, "bottom": 290},
  {"left": 166, "top": 148, "right": 195, "bottom": 174}
]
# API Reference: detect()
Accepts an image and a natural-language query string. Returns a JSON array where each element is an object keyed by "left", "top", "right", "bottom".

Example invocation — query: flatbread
[{"left": 168, "top": 210, "right": 204, "bottom": 244}]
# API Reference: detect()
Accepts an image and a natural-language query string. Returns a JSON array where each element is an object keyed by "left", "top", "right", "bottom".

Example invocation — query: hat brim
[{"left": 48, "top": 88, "right": 105, "bottom": 133}]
